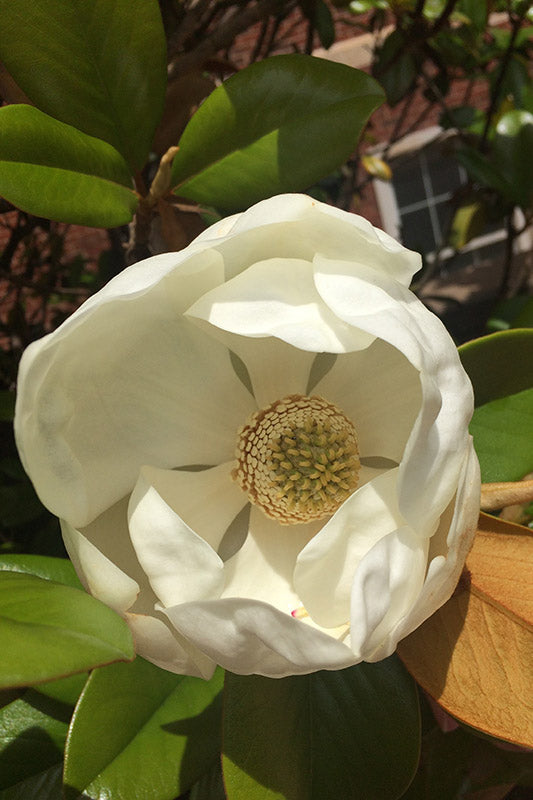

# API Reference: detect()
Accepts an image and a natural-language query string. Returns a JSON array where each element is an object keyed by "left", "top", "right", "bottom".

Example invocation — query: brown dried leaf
[{"left": 398, "top": 513, "right": 533, "bottom": 748}]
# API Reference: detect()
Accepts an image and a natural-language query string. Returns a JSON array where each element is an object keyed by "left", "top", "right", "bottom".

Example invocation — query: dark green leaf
[
  {"left": 0, "top": 0, "right": 166, "bottom": 170},
  {"left": 0, "top": 685, "right": 74, "bottom": 790},
  {"left": 493, "top": 109, "right": 533, "bottom": 208},
  {"left": 223, "top": 656, "right": 420, "bottom": 800},
  {"left": 300, "top": 0, "right": 335, "bottom": 49},
  {"left": 459, "top": 329, "right": 533, "bottom": 406},
  {"left": 374, "top": 30, "right": 417, "bottom": 106},
  {"left": 171, "top": 54, "right": 384, "bottom": 211},
  {"left": 0, "top": 764, "right": 63, "bottom": 800},
  {"left": 64, "top": 658, "right": 223, "bottom": 800},
  {"left": 0, "top": 105, "right": 138, "bottom": 227},
  {"left": 0, "top": 554, "right": 82, "bottom": 589},
  {"left": 0, "top": 572, "right": 134, "bottom": 689},
  {"left": 470, "top": 387, "right": 533, "bottom": 482}
]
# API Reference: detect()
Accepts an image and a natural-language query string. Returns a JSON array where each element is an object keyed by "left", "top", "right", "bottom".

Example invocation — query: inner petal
[{"left": 186, "top": 257, "right": 375, "bottom": 353}]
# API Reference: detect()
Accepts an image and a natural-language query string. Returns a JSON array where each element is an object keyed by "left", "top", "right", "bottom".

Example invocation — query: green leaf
[
  {"left": 374, "top": 30, "right": 417, "bottom": 106},
  {"left": 448, "top": 200, "right": 486, "bottom": 249},
  {"left": 470, "top": 387, "right": 533, "bottom": 482},
  {"left": 0, "top": 572, "right": 134, "bottom": 689},
  {"left": 0, "top": 764, "right": 63, "bottom": 800},
  {"left": 64, "top": 658, "right": 223, "bottom": 800},
  {"left": 300, "top": 0, "right": 335, "bottom": 49},
  {"left": 223, "top": 656, "right": 420, "bottom": 800},
  {"left": 171, "top": 54, "right": 384, "bottom": 211},
  {"left": 0, "top": 554, "right": 82, "bottom": 589},
  {"left": 0, "top": 675, "right": 86, "bottom": 800},
  {"left": 493, "top": 109, "right": 533, "bottom": 208},
  {"left": 459, "top": 329, "right": 533, "bottom": 406},
  {"left": 0, "top": 0, "right": 166, "bottom": 170},
  {"left": 0, "top": 104, "right": 138, "bottom": 227}
]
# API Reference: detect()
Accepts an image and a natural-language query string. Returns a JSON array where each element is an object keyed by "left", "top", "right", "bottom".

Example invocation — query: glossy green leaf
[
  {"left": 0, "top": 678, "right": 79, "bottom": 791},
  {"left": 0, "top": 764, "right": 63, "bottom": 800},
  {"left": 0, "top": 554, "right": 82, "bottom": 589},
  {"left": 459, "top": 329, "right": 533, "bottom": 406},
  {"left": 0, "top": 105, "right": 137, "bottom": 227},
  {"left": 223, "top": 656, "right": 420, "bottom": 800},
  {"left": 0, "top": 0, "right": 166, "bottom": 170},
  {"left": 493, "top": 110, "right": 533, "bottom": 208},
  {"left": 0, "top": 572, "right": 134, "bottom": 689},
  {"left": 470, "top": 387, "right": 533, "bottom": 482},
  {"left": 171, "top": 54, "right": 384, "bottom": 211},
  {"left": 64, "top": 658, "right": 223, "bottom": 800}
]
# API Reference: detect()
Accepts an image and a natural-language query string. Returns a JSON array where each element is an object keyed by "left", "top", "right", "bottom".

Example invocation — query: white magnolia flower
[{"left": 15, "top": 194, "right": 480, "bottom": 679}]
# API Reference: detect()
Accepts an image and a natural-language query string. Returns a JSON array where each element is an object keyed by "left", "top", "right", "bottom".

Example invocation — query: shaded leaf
[
  {"left": 223, "top": 657, "right": 420, "bottom": 800},
  {"left": 0, "top": 572, "right": 134, "bottom": 689},
  {"left": 493, "top": 109, "right": 533, "bottom": 208},
  {"left": 0, "top": 0, "right": 166, "bottom": 170},
  {"left": 398, "top": 513, "right": 533, "bottom": 748},
  {"left": 64, "top": 658, "right": 223, "bottom": 800},
  {"left": 0, "top": 105, "right": 137, "bottom": 227},
  {"left": 0, "top": 675, "right": 83, "bottom": 792},
  {"left": 374, "top": 30, "right": 417, "bottom": 106},
  {"left": 0, "top": 764, "right": 63, "bottom": 800},
  {"left": 459, "top": 329, "right": 533, "bottom": 406},
  {"left": 171, "top": 54, "right": 384, "bottom": 211}
]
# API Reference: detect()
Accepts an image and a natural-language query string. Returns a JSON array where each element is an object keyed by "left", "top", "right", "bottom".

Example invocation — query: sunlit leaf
[
  {"left": 0, "top": 105, "right": 138, "bottom": 227},
  {"left": 448, "top": 201, "right": 486, "bottom": 249},
  {"left": 459, "top": 329, "right": 533, "bottom": 406},
  {"left": 0, "top": 554, "right": 82, "bottom": 589},
  {"left": 0, "top": 0, "right": 166, "bottom": 170},
  {"left": 361, "top": 154, "right": 392, "bottom": 180},
  {"left": 470, "top": 387, "right": 533, "bottom": 482},
  {"left": 64, "top": 658, "right": 223, "bottom": 800},
  {"left": 223, "top": 658, "right": 420, "bottom": 800},
  {"left": 171, "top": 54, "right": 384, "bottom": 211},
  {"left": 398, "top": 513, "right": 533, "bottom": 748},
  {"left": 0, "top": 572, "right": 134, "bottom": 689}
]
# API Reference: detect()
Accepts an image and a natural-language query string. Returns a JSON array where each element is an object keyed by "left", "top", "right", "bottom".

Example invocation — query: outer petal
[
  {"left": 314, "top": 255, "right": 474, "bottom": 534},
  {"left": 162, "top": 597, "right": 357, "bottom": 677},
  {"left": 195, "top": 194, "right": 420, "bottom": 286},
  {"left": 16, "top": 250, "right": 256, "bottom": 528},
  {"left": 61, "top": 520, "right": 139, "bottom": 613},
  {"left": 294, "top": 468, "right": 403, "bottom": 628},
  {"left": 125, "top": 612, "right": 215, "bottom": 680},
  {"left": 187, "top": 257, "right": 375, "bottom": 353},
  {"left": 380, "top": 439, "right": 480, "bottom": 653},
  {"left": 349, "top": 526, "right": 428, "bottom": 661},
  {"left": 314, "top": 339, "right": 421, "bottom": 462}
]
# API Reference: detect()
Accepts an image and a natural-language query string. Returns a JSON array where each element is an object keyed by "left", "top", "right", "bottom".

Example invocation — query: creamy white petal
[
  {"left": 222, "top": 507, "right": 319, "bottom": 614},
  {"left": 197, "top": 194, "right": 420, "bottom": 286},
  {"left": 384, "top": 440, "right": 480, "bottom": 649},
  {"left": 162, "top": 597, "right": 357, "bottom": 677},
  {"left": 125, "top": 612, "right": 215, "bottom": 679},
  {"left": 294, "top": 468, "right": 401, "bottom": 628},
  {"left": 16, "top": 293, "right": 255, "bottom": 528},
  {"left": 61, "top": 520, "right": 139, "bottom": 613},
  {"left": 314, "top": 339, "right": 422, "bottom": 462},
  {"left": 128, "top": 463, "right": 248, "bottom": 553},
  {"left": 349, "top": 526, "right": 428, "bottom": 661},
  {"left": 314, "top": 256, "right": 473, "bottom": 534},
  {"left": 187, "top": 258, "right": 375, "bottom": 353},
  {"left": 128, "top": 467, "right": 226, "bottom": 609}
]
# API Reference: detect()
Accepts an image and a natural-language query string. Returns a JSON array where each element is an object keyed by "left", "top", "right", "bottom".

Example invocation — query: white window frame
[{"left": 372, "top": 125, "right": 532, "bottom": 267}]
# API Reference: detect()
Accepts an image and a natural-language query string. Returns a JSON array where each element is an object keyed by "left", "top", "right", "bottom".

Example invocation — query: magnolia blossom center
[{"left": 232, "top": 394, "right": 360, "bottom": 525}]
